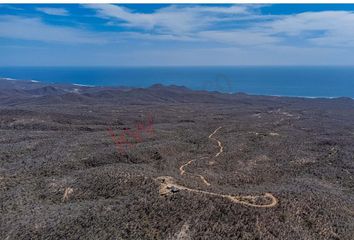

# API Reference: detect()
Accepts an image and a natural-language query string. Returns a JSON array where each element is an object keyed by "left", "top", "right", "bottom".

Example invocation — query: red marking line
[{"left": 108, "top": 113, "right": 154, "bottom": 153}]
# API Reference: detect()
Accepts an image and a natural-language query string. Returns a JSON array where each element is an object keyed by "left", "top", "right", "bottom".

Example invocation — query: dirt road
[{"left": 156, "top": 126, "right": 278, "bottom": 208}]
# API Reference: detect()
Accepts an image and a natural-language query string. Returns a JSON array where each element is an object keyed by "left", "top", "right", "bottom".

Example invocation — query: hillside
[{"left": 0, "top": 78, "right": 354, "bottom": 239}]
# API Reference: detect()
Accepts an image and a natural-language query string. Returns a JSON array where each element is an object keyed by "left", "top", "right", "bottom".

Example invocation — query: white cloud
[
  {"left": 84, "top": 4, "right": 256, "bottom": 35},
  {"left": 197, "top": 30, "right": 280, "bottom": 46},
  {"left": 82, "top": 4, "right": 281, "bottom": 47},
  {"left": 0, "top": 15, "right": 104, "bottom": 44},
  {"left": 84, "top": 5, "right": 354, "bottom": 48},
  {"left": 84, "top": 45, "right": 353, "bottom": 66},
  {"left": 262, "top": 11, "right": 354, "bottom": 47},
  {"left": 85, "top": 4, "right": 202, "bottom": 33},
  {"left": 3, "top": 5, "right": 354, "bottom": 51},
  {"left": 120, "top": 31, "right": 198, "bottom": 42},
  {"left": 36, "top": 7, "right": 69, "bottom": 16}
]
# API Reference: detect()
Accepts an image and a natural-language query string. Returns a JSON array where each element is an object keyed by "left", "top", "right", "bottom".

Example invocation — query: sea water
[{"left": 1, "top": 66, "right": 354, "bottom": 98}]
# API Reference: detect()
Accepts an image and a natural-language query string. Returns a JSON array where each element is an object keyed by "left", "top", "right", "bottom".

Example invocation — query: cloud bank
[{"left": 1, "top": 4, "right": 354, "bottom": 66}]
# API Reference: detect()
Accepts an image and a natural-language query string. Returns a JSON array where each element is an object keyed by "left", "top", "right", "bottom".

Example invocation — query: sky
[{"left": 2, "top": 4, "right": 354, "bottom": 66}]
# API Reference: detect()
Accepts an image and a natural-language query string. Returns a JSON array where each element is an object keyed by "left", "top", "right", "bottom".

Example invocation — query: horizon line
[{"left": 3, "top": 65, "right": 354, "bottom": 68}]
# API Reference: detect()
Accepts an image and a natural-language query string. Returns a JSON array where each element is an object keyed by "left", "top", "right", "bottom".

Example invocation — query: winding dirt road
[
  {"left": 156, "top": 127, "right": 278, "bottom": 208},
  {"left": 208, "top": 126, "right": 223, "bottom": 157}
]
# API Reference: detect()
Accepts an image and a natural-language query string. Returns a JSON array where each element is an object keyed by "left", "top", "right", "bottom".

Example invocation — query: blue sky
[{"left": 2, "top": 4, "right": 354, "bottom": 66}]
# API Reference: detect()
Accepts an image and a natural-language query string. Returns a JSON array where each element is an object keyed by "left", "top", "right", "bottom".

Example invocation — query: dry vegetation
[{"left": 0, "top": 80, "right": 354, "bottom": 239}]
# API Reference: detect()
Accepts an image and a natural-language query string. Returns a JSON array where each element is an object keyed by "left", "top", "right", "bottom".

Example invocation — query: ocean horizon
[{"left": 1, "top": 66, "right": 354, "bottom": 98}]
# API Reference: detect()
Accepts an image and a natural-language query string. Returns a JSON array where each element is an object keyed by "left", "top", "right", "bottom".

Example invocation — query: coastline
[{"left": 1, "top": 76, "right": 353, "bottom": 100}]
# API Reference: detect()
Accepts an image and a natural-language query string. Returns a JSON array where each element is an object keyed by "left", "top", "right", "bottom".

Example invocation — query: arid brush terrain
[{"left": 0, "top": 78, "right": 353, "bottom": 239}]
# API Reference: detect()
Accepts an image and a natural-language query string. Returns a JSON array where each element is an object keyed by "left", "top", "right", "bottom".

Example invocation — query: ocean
[{"left": 1, "top": 66, "right": 354, "bottom": 98}]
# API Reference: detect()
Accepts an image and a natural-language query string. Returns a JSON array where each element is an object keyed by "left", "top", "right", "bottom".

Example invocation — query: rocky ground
[{"left": 0, "top": 78, "right": 354, "bottom": 239}]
